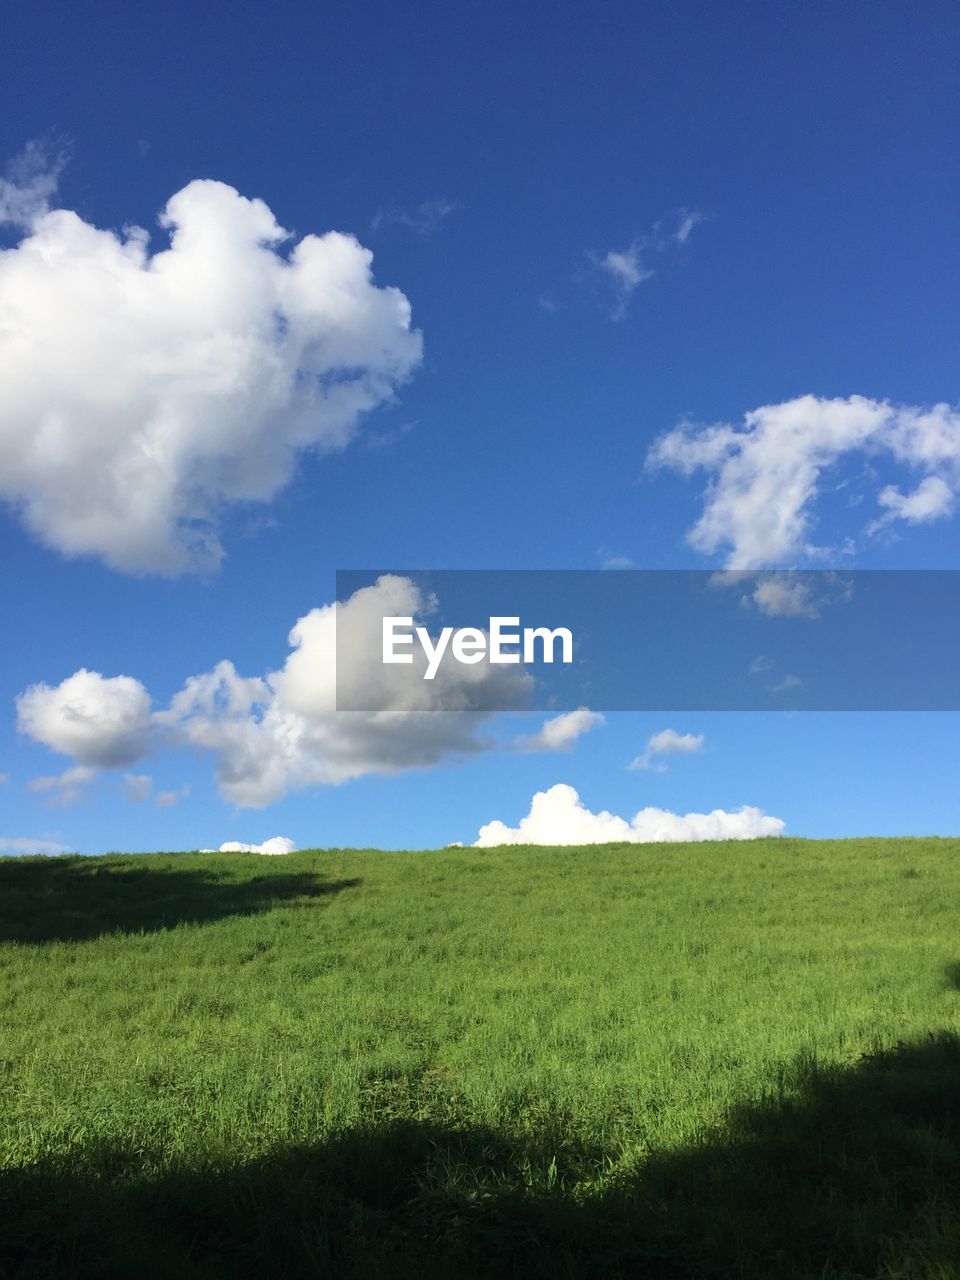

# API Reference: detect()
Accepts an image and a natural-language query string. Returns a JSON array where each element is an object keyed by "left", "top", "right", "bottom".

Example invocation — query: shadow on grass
[
  {"left": 0, "top": 856, "right": 360, "bottom": 943},
  {"left": 2, "top": 1034, "right": 960, "bottom": 1278}
]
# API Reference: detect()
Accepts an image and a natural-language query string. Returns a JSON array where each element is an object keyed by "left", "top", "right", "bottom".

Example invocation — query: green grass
[{"left": 1, "top": 838, "right": 960, "bottom": 1278}]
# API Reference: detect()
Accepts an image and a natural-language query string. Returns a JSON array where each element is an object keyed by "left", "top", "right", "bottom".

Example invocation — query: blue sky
[{"left": 1, "top": 0, "right": 959, "bottom": 852}]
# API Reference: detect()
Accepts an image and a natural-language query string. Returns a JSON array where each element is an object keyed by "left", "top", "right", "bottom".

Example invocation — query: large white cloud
[
  {"left": 17, "top": 669, "right": 152, "bottom": 766},
  {"left": 18, "top": 577, "right": 531, "bottom": 809},
  {"left": 474, "top": 782, "right": 784, "bottom": 846},
  {"left": 0, "top": 160, "right": 422, "bottom": 573},
  {"left": 647, "top": 395, "right": 960, "bottom": 567},
  {"left": 159, "top": 575, "right": 531, "bottom": 806}
]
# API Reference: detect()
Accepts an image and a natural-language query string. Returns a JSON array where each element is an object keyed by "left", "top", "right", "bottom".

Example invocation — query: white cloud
[
  {"left": 742, "top": 573, "right": 822, "bottom": 618},
  {"left": 216, "top": 836, "right": 297, "bottom": 855},
  {"left": 514, "top": 706, "right": 605, "bottom": 753},
  {"left": 629, "top": 728, "right": 705, "bottom": 772},
  {"left": 16, "top": 577, "right": 530, "bottom": 809},
  {"left": 648, "top": 395, "right": 960, "bottom": 567},
  {"left": 123, "top": 773, "right": 153, "bottom": 803},
  {"left": 17, "top": 669, "right": 152, "bottom": 766},
  {"left": 0, "top": 140, "right": 67, "bottom": 227},
  {"left": 0, "top": 773, "right": 9, "bottom": 785},
  {"left": 0, "top": 161, "right": 422, "bottom": 573},
  {"left": 0, "top": 835, "right": 73, "bottom": 855},
  {"left": 674, "top": 209, "right": 706, "bottom": 244},
  {"left": 595, "top": 245, "right": 654, "bottom": 320},
  {"left": 869, "top": 474, "right": 955, "bottom": 534},
  {"left": 473, "top": 782, "right": 784, "bottom": 846},
  {"left": 27, "top": 765, "right": 97, "bottom": 806},
  {"left": 159, "top": 575, "right": 529, "bottom": 805},
  {"left": 710, "top": 569, "right": 853, "bottom": 620},
  {"left": 590, "top": 211, "right": 706, "bottom": 320}
]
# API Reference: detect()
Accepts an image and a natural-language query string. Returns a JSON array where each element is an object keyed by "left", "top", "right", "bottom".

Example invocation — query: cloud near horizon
[
  {"left": 473, "top": 783, "right": 785, "bottom": 846},
  {"left": 213, "top": 836, "right": 297, "bottom": 855},
  {"left": 0, "top": 835, "right": 74, "bottom": 856},
  {"left": 0, "top": 149, "right": 422, "bottom": 573},
  {"left": 648, "top": 394, "right": 960, "bottom": 567}
]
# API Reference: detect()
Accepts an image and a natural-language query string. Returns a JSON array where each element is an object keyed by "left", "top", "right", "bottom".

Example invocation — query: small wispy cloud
[
  {"left": 514, "top": 707, "right": 605, "bottom": 753},
  {"left": 361, "top": 421, "right": 415, "bottom": 453},
  {"left": 371, "top": 197, "right": 458, "bottom": 236},
  {"left": 0, "top": 138, "right": 69, "bottom": 228},
  {"left": 27, "top": 765, "right": 96, "bottom": 807},
  {"left": 155, "top": 784, "right": 190, "bottom": 808},
  {"left": 589, "top": 207, "right": 708, "bottom": 320},
  {"left": 629, "top": 728, "right": 705, "bottom": 772},
  {"left": 674, "top": 208, "right": 707, "bottom": 244},
  {"left": 594, "top": 246, "right": 654, "bottom": 319},
  {"left": 123, "top": 773, "right": 153, "bottom": 803},
  {"left": 0, "top": 835, "right": 73, "bottom": 856},
  {"left": 770, "top": 673, "right": 802, "bottom": 693}
]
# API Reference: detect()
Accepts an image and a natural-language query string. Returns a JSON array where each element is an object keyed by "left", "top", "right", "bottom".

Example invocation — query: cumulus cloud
[
  {"left": 216, "top": 836, "right": 297, "bottom": 855},
  {"left": 27, "top": 765, "right": 97, "bottom": 806},
  {"left": 629, "top": 728, "right": 704, "bottom": 772},
  {"left": 159, "top": 575, "right": 530, "bottom": 805},
  {"left": 473, "top": 783, "right": 784, "bottom": 846},
  {"left": 868, "top": 475, "right": 955, "bottom": 534},
  {"left": 0, "top": 835, "right": 73, "bottom": 856},
  {"left": 17, "top": 669, "right": 152, "bottom": 766},
  {"left": 514, "top": 706, "right": 604, "bottom": 753},
  {"left": 0, "top": 161, "right": 422, "bottom": 572},
  {"left": 648, "top": 395, "right": 960, "bottom": 567},
  {"left": 20, "top": 578, "right": 531, "bottom": 809}
]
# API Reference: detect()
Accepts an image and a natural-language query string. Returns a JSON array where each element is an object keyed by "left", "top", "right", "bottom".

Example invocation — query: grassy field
[{"left": 1, "top": 838, "right": 959, "bottom": 1278}]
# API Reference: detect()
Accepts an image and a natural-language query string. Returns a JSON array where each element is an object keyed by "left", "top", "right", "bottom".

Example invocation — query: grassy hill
[{"left": 1, "top": 839, "right": 959, "bottom": 1278}]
